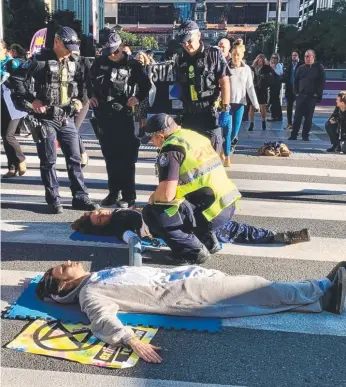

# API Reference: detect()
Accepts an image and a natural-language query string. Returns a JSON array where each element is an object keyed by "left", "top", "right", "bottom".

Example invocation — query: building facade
[
  {"left": 104, "top": 0, "right": 299, "bottom": 46},
  {"left": 105, "top": 0, "right": 300, "bottom": 27},
  {"left": 297, "top": 0, "right": 334, "bottom": 27},
  {"left": 49, "top": 0, "right": 104, "bottom": 35}
]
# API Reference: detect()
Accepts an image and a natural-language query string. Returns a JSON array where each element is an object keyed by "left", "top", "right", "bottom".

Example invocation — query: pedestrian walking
[
  {"left": 1, "top": 40, "right": 27, "bottom": 178},
  {"left": 90, "top": 33, "right": 151, "bottom": 208},
  {"left": 284, "top": 51, "right": 303, "bottom": 129},
  {"left": 221, "top": 42, "right": 259, "bottom": 166},
  {"left": 175, "top": 20, "right": 231, "bottom": 154},
  {"left": 9, "top": 27, "right": 99, "bottom": 214},
  {"left": 268, "top": 52, "right": 283, "bottom": 122},
  {"left": 325, "top": 91, "right": 346, "bottom": 153},
  {"left": 288, "top": 50, "right": 325, "bottom": 141},
  {"left": 248, "top": 54, "right": 273, "bottom": 131}
]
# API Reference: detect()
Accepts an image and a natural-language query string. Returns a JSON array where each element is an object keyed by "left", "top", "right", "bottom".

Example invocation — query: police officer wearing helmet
[
  {"left": 89, "top": 33, "right": 151, "bottom": 208},
  {"left": 142, "top": 113, "right": 241, "bottom": 264},
  {"left": 175, "top": 21, "right": 231, "bottom": 154},
  {"left": 9, "top": 27, "right": 99, "bottom": 214}
]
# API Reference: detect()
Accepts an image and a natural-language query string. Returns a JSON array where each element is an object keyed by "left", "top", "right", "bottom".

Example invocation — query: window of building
[
  {"left": 281, "top": 3, "right": 287, "bottom": 11},
  {"left": 105, "top": 17, "right": 116, "bottom": 25},
  {"left": 207, "top": 3, "right": 267, "bottom": 24},
  {"left": 269, "top": 3, "right": 276, "bottom": 11}
]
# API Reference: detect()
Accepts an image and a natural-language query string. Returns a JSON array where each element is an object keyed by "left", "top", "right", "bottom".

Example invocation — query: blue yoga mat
[
  {"left": 69, "top": 232, "right": 167, "bottom": 248},
  {"left": 3, "top": 275, "right": 221, "bottom": 333}
]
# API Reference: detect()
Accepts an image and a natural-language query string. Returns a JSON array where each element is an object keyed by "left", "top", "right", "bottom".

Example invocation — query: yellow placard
[{"left": 6, "top": 319, "right": 158, "bottom": 369}]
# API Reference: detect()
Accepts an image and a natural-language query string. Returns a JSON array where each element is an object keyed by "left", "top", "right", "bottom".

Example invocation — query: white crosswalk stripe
[{"left": 1, "top": 140, "right": 345, "bottom": 386}]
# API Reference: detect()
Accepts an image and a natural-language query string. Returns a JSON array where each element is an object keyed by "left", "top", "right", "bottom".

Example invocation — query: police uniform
[
  {"left": 91, "top": 33, "right": 151, "bottom": 207},
  {"left": 142, "top": 114, "right": 241, "bottom": 264},
  {"left": 175, "top": 21, "right": 230, "bottom": 154},
  {"left": 9, "top": 27, "right": 98, "bottom": 213}
]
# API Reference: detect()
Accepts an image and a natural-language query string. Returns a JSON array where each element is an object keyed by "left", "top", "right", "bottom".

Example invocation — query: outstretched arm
[{"left": 80, "top": 287, "right": 162, "bottom": 363}]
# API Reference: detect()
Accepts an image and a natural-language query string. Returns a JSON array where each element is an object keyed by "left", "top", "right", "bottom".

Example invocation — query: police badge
[
  {"left": 159, "top": 153, "right": 169, "bottom": 167},
  {"left": 197, "top": 58, "right": 204, "bottom": 68}
]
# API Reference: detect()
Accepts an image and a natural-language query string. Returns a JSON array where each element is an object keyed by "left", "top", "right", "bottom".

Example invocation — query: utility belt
[
  {"left": 183, "top": 99, "right": 216, "bottom": 114},
  {"left": 97, "top": 96, "right": 133, "bottom": 116},
  {"left": 23, "top": 115, "right": 50, "bottom": 143}
]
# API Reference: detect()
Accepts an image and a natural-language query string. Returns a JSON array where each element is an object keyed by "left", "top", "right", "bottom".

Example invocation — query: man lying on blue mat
[
  {"left": 71, "top": 208, "right": 310, "bottom": 259},
  {"left": 36, "top": 261, "right": 346, "bottom": 363}
]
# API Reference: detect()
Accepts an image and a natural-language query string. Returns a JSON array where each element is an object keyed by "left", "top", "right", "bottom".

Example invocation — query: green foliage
[
  {"left": 99, "top": 28, "right": 159, "bottom": 50},
  {"left": 138, "top": 36, "right": 159, "bottom": 50},
  {"left": 248, "top": 1, "right": 346, "bottom": 65},
  {"left": 50, "top": 10, "right": 83, "bottom": 37},
  {"left": 3, "top": 0, "right": 49, "bottom": 47},
  {"left": 296, "top": 2, "right": 346, "bottom": 66}
]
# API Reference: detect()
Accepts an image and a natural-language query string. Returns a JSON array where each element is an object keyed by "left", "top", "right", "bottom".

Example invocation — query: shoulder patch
[
  {"left": 21, "top": 60, "right": 32, "bottom": 69},
  {"left": 159, "top": 153, "right": 169, "bottom": 167}
]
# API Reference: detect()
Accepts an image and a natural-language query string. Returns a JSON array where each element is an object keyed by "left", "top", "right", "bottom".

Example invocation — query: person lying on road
[
  {"left": 71, "top": 208, "right": 311, "bottom": 251},
  {"left": 36, "top": 261, "right": 346, "bottom": 363}
]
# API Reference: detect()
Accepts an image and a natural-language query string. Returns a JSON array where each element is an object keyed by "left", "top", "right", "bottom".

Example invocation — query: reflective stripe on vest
[{"left": 162, "top": 128, "right": 241, "bottom": 221}]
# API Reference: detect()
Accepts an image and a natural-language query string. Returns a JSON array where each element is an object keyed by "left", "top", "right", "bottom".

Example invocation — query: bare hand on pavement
[{"left": 128, "top": 337, "right": 162, "bottom": 363}]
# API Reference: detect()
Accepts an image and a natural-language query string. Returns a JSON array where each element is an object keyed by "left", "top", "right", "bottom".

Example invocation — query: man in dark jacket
[
  {"left": 284, "top": 50, "right": 303, "bottom": 129},
  {"left": 288, "top": 50, "right": 325, "bottom": 141},
  {"left": 325, "top": 91, "right": 346, "bottom": 153}
]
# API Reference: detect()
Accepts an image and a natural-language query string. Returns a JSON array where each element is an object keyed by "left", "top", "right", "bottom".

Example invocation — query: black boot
[
  {"left": 321, "top": 267, "right": 346, "bottom": 315},
  {"left": 326, "top": 145, "right": 337, "bottom": 152},
  {"left": 248, "top": 122, "right": 254, "bottom": 132},
  {"left": 273, "top": 229, "right": 310, "bottom": 244},
  {"left": 200, "top": 231, "right": 222, "bottom": 254},
  {"left": 262, "top": 121, "right": 266, "bottom": 130},
  {"left": 100, "top": 193, "right": 120, "bottom": 206},
  {"left": 72, "top": 199, "right": 100, "bottom": 211},
  {"left": 326, "top": 261, "right": 346, "bottom": 282},
  {"left": 165, "top": 245, "right": 210, "bottom": 265}
]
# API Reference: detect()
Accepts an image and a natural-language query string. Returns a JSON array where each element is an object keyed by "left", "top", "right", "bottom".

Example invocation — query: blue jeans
[
  {"left": 216, "top": 221, "right": 275, "bottom": 244},
  {"left": 222, "top": 103, "right": 245, "bottom": 156},
  {"left": 36, "top": 119, "right": 89, "bottom": 204}
]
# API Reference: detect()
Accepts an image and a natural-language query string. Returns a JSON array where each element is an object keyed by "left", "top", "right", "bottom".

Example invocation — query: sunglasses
[{"left": 271, "top": 56, "right": 278, "bottom": 59}]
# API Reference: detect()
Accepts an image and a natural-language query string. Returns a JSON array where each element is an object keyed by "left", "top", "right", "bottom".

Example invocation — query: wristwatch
[{"left": 221, "top": 104, "right": 231, "bottom": 112}]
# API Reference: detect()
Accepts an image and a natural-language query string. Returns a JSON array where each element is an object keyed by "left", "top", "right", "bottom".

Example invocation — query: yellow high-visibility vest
[{"left": 161, "top": 128, "right": 241, "bottom": 221}]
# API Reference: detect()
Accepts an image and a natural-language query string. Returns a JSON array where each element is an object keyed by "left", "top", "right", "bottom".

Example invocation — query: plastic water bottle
[{"left": 122, "top": 230, "right": 142, "bottom": 267}]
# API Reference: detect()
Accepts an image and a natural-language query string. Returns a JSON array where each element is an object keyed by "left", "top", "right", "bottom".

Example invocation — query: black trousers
[
  {"left": 325, "top": 121, "right": 346, "bottom": 153},
  {"left": 36, "top": 118, "right": 89, "bottom": 204},
  {"left": 143, "top": 200, "right": 234, "bottom": 257},
  {"left": 291, "top": 94, "right": 317, "bottom": 139},
  {"left": 1, "top": 99, "right": 25, "bottom": 170},
  {"left": 182, "top": 111, "right": 223, "bottom": 154},
  {"left": 270, "top": 84, "right": 282, "bottom": 120},
  {"left": 286, "top": 86, "right": 295, "bottom": 125},
  {"left": 98, "top": 110, "right": 140, "bottom": 202}
]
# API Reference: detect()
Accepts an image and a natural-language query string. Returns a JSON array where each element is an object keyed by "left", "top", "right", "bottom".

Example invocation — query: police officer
[
  {"left": 141, "top": 114, "right": 241, "bottom": 264},
  {"left": 10, "top": 27, "right": 99, "bottom": 214},
  {"left": 89, "top": 33, "right": 151, "bottom": 207},
  {"left": 175, "top": 21, "right": 231, "bottom": 154}
]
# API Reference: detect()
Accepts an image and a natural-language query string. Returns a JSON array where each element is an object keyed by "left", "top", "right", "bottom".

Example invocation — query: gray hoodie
[{"left": 55, "top": 266, "right": 323, "bottom": 346}]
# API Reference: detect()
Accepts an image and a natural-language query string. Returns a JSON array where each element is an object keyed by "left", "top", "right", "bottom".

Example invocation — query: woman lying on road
[
  {"left": 71, "top": 208, "right": 311, "bottom": 247},
  {"left": 36, "top": 261, "right": 346, "bottom": 363}
]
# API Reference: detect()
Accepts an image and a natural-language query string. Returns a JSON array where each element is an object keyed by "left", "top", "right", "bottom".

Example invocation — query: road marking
[
  {"left": 3, "top": 154, "right": 346, "bottom": 177},
  {"left": 2, "top": 169, "right": 346, "bottom": 195},
  {"left": 1, "top": 221, "right": 345, "bottom": 261},
  {"left": 2, "top": 190, "right": 346, "bottom": 221},
  {"left": 1, "top": 368, "right": 242, "bottom": 387}
]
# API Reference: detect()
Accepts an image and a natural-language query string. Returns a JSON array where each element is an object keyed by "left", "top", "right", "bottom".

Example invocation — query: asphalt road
[{"left": 1, "top": 117, "right": 346, "bottom": 387}]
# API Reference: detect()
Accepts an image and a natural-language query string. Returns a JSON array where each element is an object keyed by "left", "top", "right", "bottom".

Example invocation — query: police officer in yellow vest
[{"left": 142, "top": 113, "right": 241, "bottom": 264}]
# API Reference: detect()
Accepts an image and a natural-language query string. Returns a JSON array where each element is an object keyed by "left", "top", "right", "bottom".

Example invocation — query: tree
[
  {"left": 3, "top": 0, "right": 49, "bottom": 47},
  {"left": 138, "top": 36, "right": 159, "bottom": 50},
  {"left": 296, "top": 1, "right": 346, "bottom": 67},
  {"left": 50, "top": 10, "right": 83, "bottom": 37}
]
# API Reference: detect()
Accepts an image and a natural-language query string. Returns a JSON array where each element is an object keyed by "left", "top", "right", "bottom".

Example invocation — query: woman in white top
[
  {"left": 268, "top": 52, "right": 283, "bottom": 121},
  {"left": 221, "top": 42, "right": 259, "bottom": 167}
]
